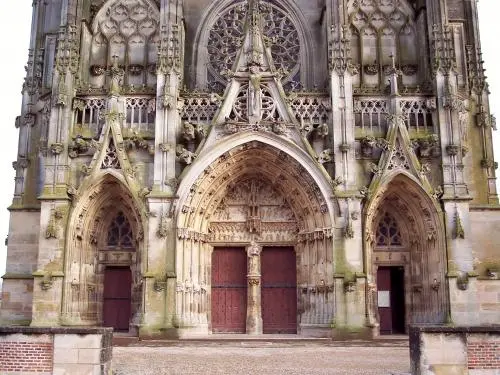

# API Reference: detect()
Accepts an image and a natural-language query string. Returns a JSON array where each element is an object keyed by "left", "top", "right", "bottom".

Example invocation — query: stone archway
[
  {"left": 61, "top": 173, "right": 145, "bottom": 332},
  {"left": 175, "top": 141, "right": 336, "bottom": 336},
  {"left": 364, "top": 174, "right": 448, "bottom": 332}
]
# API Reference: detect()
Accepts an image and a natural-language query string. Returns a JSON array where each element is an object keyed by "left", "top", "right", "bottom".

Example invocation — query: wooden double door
[{"left": 211, "top": 247, "right": 297, "bottom": 334}]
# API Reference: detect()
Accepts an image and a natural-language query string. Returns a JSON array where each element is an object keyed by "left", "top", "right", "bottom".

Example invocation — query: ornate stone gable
[
  {"left": 195, "top": 0, "right": 331, "bottom": 175},
  {"left": 367, "top": 112, "right": 435, "bottom": 198}
]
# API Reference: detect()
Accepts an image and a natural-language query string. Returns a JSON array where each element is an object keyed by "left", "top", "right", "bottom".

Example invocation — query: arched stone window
[
  {"left": 106, "top": 211, "right": 134, "bottom": 249},
  {"left": 376, "top": 211, "right": 403, "bottom": 247},
  {"left": 196, "top": 0, "right": 310, "bottom": 92}
]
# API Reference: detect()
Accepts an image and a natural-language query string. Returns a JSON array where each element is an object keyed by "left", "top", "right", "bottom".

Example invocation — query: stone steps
[{"left": 113, "top": 335, "right": 409, "bottom": 348}]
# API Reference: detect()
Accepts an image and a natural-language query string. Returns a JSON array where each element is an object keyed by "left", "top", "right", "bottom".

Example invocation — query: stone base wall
[
  {"left": 410, "top": 326, "right": 500, "bottom": 375},
  {"left": 0, "top": 278, "right": 34, "bottom": 325},
  {"left": 476, "top": 280, "right": 500, "bottom": 325},
  {"left": 449, "top": 278, "right": 500, "bottom": 326},
  {"left": 0, "top": 327, "right": 113, "bottom": 375}
]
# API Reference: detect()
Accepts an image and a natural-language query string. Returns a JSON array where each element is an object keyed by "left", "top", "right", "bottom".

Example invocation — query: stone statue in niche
[
  {"left": 248, "top": 66, "right": 263, "bottom": 123},
  {"left": 247, "top": 240, "right": 262, "bottom": 275},
  {"left": 176, "top": 145, "right": 196, "bottom": 165},
  {"left": 109, "top": 57, "right": 124, "bottom": 96},
  {"left": 182, "top": 121, "right": 196, "bottom": 143},
  {"left": 180, "top": 121, "right": 206, "bottom": 153}
]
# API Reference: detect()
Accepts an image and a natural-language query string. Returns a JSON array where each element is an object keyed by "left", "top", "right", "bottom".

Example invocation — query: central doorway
[
  {"left": 211, "top": 247, "right": 247, "bottom": 333},
  {"left": 377, "top": 266, "right": 405, "bottom": 335},
  {"left": 262, "top": 247, "right": 297, "bottom": 334}
]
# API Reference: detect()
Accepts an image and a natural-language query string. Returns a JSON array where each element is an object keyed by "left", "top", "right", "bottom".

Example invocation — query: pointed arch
[
  {"left": 363, "top": 173, "right": 448, "bottom": 329},
  {"left": 176, "top": 131, "right": 336, "bottom": 223},
  {"left": 61, "top": 172, "right": 147, "bottom": 329},
  {"left": 173, "top": 133, "right": 338, "bottom": 330}
]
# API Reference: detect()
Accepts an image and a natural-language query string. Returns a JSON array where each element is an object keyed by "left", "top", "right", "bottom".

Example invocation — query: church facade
[{"left": 1, "top": 0, "right": 499, "bottom": 338}]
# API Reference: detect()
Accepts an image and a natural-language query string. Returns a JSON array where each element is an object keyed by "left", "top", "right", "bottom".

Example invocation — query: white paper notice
[{"left": 378, "top": 291, "right": 390, "bottom": 308}]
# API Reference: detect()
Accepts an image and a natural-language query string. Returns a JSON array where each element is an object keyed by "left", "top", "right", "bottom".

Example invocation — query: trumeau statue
[{"left": 1, "top": 0, "right": 499, "bottom": 341}]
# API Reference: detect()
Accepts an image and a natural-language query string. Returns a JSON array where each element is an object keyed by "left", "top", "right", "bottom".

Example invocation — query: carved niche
[{"left": 208, "top": 178, "right": 298, "bottom": 243}]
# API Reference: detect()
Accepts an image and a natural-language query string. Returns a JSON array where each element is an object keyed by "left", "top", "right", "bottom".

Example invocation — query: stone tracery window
[
  {"left": 107, "top": 211, "right": 134, "bottom": 249},
  {"left": 88, "top": 0, "right": 160, "bottom": 89},
  {"left": 206, "top": 0, "right": 301, "bottom": 92},
  {"left": 376, "top": 211, "right": 403, "bottom": 247}
]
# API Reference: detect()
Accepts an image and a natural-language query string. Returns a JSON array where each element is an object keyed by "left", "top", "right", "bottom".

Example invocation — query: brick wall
[
  {"left": 468, "top": 341, "right": 500, "bottom": 370},
  {"left": 0, "top": 341, "right": 53, "bottom": 373},
  {"left": 0, "top": 327, "right": 113, "bottom": 375},
  {"left": 410, "top": 326, "right": 500, "bottom": 375}
]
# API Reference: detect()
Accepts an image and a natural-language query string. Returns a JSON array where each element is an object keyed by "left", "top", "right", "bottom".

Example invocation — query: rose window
[{"left": 207, "top": 1, "right": 301, "bottom": 90}]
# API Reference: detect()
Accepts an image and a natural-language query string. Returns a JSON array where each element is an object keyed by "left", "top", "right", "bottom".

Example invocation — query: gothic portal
[{"left": 1, "top": 0, "right": 499, "bottom": 338}]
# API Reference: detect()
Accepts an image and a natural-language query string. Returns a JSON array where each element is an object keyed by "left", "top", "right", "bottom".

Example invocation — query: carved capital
[
  {"left": 476, "top": 111, "right": 496, "bottom": 129},
  {"left": 153, "top": 280, "right": 168, "bottom": 292},
  {"left": 23, "top": 113, "right": 36, "bottom": 127},
  {"left": 248, "top": 278, "right": 260, "bottom": 286},
  {"left": 446, "top": 144, "right": 460, "bottom": 156},
  {"left": 13, "top": 158, "right": 30, "bottom": 170},
  {"left": 159, "top": 143, "right": 173, "bottom": 153},
  {"left": 481, "top": 159, "right": 498, "bottom": 170},
  {"left": 40, "top": 278, "right": 54, "bottom": 291},
  {"left": 50, "top": 143, "right": 64, "bottom": 155}
]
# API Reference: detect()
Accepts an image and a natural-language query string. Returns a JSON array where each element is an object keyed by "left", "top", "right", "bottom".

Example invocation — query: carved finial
[
  {"left": 246, "top": 0, "right": 264, "bottom": 68},
  {"left": 389, "top": 53, "right": 396, "bottom": 70}
]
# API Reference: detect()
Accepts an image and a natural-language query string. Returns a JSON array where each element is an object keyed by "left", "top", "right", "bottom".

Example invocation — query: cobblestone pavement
[{"left": 113, "top": 343, "right": 410, "bottom": 375}]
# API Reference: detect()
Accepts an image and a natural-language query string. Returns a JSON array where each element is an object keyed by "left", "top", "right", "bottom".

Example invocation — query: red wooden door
[
  {"left": 211, "top": 248, "right": 247, "bottom": 333},
  {"left": 103, "top": 267, "right": 132, "bottom": 332},
  {"left": 261, "top": 247, "right": 297, "bottom": 334},
  {"left": 377, "top": 267, "right": 392, "bottom": 334}
]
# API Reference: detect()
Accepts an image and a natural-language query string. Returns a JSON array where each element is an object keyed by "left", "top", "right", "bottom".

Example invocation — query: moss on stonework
[
  {"left": 332, "top": 326, "right": 373, "bottom": 340},
  {"left": 39, "top": 185, "right": 72, "bottom": 200},
  {"left": 0, "top": 319, "right": 31, "bottom": 326},
  {"left": 139, "top": 326, "right": 180, "bottom": 339}
]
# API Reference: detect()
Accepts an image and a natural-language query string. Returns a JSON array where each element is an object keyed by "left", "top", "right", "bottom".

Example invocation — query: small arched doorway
[
  {"left": 365, "top": 174, "right": 448, "bottom": 334},
  {"left": 101, "top": 211, "right": 135, "bottom": 331},
  {"left": 373, "top": 210, "right": 408, "bottom": 334},
  {"left": 62, "top": 174, "right": 145, "bottom": 333}
]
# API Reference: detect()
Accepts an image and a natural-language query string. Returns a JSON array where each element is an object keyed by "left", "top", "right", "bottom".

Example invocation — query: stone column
[{"left": 246, "top": 241, "right": 263, "bottom": 335}]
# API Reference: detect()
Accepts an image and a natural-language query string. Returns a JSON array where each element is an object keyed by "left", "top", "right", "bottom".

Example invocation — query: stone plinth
[
  {"left": 410, "top": 325, "right": 500, "bottom": 375},
  {"left": 0, "top": 326, "right": 113, "bottom": 375}
]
